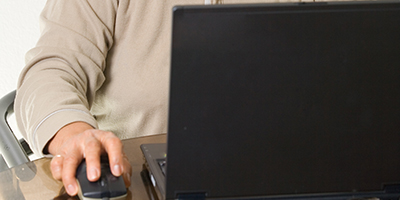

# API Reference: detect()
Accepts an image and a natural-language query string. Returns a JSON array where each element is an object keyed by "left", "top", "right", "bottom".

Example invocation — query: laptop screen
[{"left": 166, "top": 1, "right": 400, "bottom": 199}]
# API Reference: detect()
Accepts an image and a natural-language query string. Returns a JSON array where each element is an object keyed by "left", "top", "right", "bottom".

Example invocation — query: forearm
[
  {"left": 14, "top": 0, "right": 118, "bottom": 156},
  {"left": 15, "top": 59, "right": 100, "bottom": 156}
]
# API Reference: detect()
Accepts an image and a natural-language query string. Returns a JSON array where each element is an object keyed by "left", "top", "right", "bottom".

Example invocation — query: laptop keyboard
[{"left": 157, "top": 158, "right": 167, "bottom": 176}]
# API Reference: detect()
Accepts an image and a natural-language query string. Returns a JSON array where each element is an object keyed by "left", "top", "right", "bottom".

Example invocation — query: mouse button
[
  {"left": 79, "top": 182, "right": 106, "bottom": 198},
  {"left": 98, "top": 174, "right": 108, "bottom": 187},
  {"left": 76, "top": 161, "right": 92, "bottom": 188},
  {"left": 83, "top": 178, "right": 107, "bottom": 190},
  {"left": 106, "top": 172, "right": 118, "bottom": 182},
  {"left": 107, "top": 176, "right": 127, "bottom": 197},
  {"left": 81, "top": 176, "right": 112, "bottom": 198},
  {"left": 100, "top": 163, "right": 112, "bottom": 178},
  {"left": 76, "top": 160, "right": 87, "bottom": 176}
]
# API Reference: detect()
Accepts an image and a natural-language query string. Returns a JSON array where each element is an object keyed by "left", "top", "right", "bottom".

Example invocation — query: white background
[
  {"left": 0, "top": 1, "right": 47, "bottom": 98},
  {"left": 1, "top": 1, "right": 46, "bottom": 160}
]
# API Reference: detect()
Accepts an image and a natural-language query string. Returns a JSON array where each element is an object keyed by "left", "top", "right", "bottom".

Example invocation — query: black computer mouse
[{"left": 75, "top": 155, "right": 127, "bottom": 200}]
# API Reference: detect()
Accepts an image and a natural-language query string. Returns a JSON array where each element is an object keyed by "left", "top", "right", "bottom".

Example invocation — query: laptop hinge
[{"left": 176, "top": 192, "right": 207, "bottom": 200}]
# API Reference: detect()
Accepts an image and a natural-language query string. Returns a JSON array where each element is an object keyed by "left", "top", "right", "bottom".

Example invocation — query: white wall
[
  {"left": 1, "top": 1, "right": 46, "bottom": 161},
  {"left": 0, "top": 1, "right": 47, "bottom": 98}
]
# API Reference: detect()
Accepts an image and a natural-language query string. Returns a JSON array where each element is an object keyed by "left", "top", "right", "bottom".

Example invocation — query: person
[{"left": 14, "top": 0, "right": 351, "bottom": 197}]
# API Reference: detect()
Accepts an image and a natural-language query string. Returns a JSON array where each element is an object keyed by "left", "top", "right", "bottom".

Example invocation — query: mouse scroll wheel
[
  {"left": 100, "top": 179, "right": 107, "bottom": 187},
  {"left": 99, "top": 175, "right": 108, "bottom": 187}
]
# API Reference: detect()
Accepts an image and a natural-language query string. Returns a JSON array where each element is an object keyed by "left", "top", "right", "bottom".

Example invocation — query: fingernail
[
  {"left": 114, "top": 164, "right": 121, "bottom": 175},
  {"left": 126, "top": 173, "right": 131, "bottom": 185},
  {"left": 89, "top": 168, "right": 99, "bottom": 180},
  {"left": 123, "top": 173, "right": 131, "bottom": 187},
  {"left": 67, "top": 184, "right": 76, "bottom": 195}
]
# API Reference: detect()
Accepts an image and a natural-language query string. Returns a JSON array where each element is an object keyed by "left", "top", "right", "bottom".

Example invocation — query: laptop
[{"left": 141, "top": 1, "right": 400, "bottom": 199}]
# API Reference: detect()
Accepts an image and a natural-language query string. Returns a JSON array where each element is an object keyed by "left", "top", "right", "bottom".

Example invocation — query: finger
[
  {"left": 122, "top": 154, "right": 132, "bottom": 187},
  {"left": 98, "top": 131, "right": 124, "bottom": 177},
  {"left": 83, "top": 135, "right": 102, "bottom": 182},
  {"left": 50, "top": 154, "right": 64, "bottom": 180},
  {"left": 62, "top": 154, "right": 82, "bottom": 196},
  {"left": 99, "top": 131, "right": 132, "bottom": 188}
]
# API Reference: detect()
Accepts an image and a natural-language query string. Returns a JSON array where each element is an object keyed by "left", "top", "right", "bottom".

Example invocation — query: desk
[{"left": 0, "top": 134, "right": 166, "bottom": 200}]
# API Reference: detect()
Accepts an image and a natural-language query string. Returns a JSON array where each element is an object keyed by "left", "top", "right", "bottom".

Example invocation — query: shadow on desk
[{"left": 0, "top": 134, "right": 166, "bottom": 200}]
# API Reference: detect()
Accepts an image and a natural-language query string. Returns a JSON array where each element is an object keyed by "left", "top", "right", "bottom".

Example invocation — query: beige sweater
[{"left": 15, "top": 0, "right": 357, "bottom": 157}]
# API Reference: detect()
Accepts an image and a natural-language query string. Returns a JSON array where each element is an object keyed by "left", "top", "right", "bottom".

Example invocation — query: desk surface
[{"left": 0, "top": 134, "right": 166, "bottom": 200}]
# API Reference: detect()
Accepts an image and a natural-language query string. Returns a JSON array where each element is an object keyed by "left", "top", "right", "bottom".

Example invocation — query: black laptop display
[{"left": 141, "top": 1, "right": 400, "bottom": 199}]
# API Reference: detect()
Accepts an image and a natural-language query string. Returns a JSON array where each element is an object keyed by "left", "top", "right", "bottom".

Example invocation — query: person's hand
[{"left": 46, "top": 122, "right": 132, "bottom": 196}]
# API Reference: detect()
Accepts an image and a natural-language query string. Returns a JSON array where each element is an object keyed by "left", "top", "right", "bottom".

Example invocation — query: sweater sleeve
[{"left": 14, "top": 0, "right": 118, "bottom": 157}]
